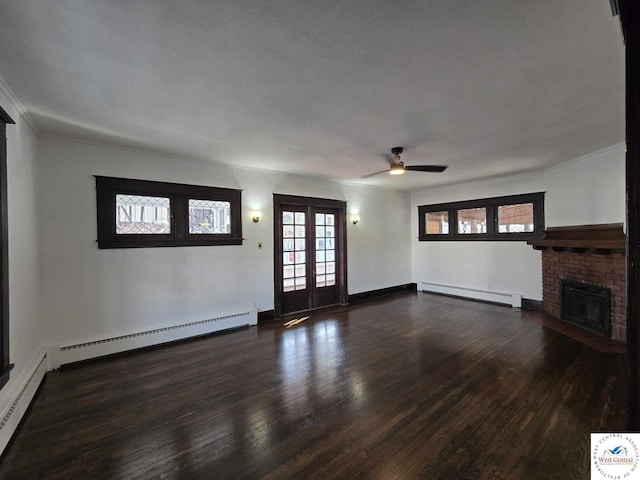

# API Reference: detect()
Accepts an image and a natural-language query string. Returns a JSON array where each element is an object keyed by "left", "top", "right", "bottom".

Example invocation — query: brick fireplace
[{"left": 528, "top": 224, "right": 626, "bottom": 342}]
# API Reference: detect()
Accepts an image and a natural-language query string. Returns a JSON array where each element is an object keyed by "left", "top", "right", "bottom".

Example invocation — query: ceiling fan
[{"left": 364, "top": 147, "right": 448, "bottom": 177}]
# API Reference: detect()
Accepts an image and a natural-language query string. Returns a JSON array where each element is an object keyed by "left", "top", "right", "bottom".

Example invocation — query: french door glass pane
[
  {"left": 315, "top": 213, "right": 336, "bottom": 288},
  {"left": 284, "top": 278, "right": 295, "bottom": 292},
  {"left": 283, "top": 210, "right": 307, "bottom": 291}
]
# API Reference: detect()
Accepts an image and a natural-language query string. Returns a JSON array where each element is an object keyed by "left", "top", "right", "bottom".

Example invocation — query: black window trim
[
  {"left": 96, "top": 176, "right": 243, "bottom": 249},
  {"left": 418, "top": 192, "right": 545, "bottom": 241}
]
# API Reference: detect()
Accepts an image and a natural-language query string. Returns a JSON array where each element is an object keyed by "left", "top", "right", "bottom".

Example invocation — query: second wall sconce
[
  {"left": 252, "top": 211, "right": 262, "bottom": 223},
  {"left": 351, "top": 214, "right": 360, "bottom": 225}
]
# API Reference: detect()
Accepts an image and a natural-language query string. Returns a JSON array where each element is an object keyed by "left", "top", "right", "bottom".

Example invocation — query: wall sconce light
[
  {"left": 252, "top": 211, "right": 262, "bottom": 223},
  {"left": 351, "top": 214, "right": 360, "bottom": 225}
]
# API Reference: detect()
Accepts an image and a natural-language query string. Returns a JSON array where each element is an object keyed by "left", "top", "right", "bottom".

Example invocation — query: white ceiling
[{"left": 0, "top": 0, "right": 625, "bottom": 190}]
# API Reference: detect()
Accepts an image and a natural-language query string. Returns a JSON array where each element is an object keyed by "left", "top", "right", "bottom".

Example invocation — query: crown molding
[{"left": 0, "top": 74, "right": 40, "bottom": 135}]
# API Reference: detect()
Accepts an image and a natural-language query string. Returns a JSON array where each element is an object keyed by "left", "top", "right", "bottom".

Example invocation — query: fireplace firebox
[{"left": 560, "top": 280, "right": 611, "bottom": 337}]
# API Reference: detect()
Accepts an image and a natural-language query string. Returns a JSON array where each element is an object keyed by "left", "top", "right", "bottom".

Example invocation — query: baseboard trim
[
  {"left": 47, "top": 309, "right": 257, "bottom": 370},
  {"left": 349, "top": 283, "right": 417, "bottom": 304},
  {"left": 0, "top": 350, "right": 47, "bottom": 456},
  {"left": 521, "top": 298, "right": 543, "bottom": 312},
  {"left": 421, "top": 290, "right": 511, "bottom": 308},
  {"left": 257, "top": 310, "right": 275, "bottom": 323}
]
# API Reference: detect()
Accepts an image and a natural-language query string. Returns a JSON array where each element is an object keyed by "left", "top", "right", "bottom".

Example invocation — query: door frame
[
  {"left": 619, "top": 0, "right": 640, "bottom": 430},
  {"left": 273, "top": 194, "right": 348, "bottom": 318}
]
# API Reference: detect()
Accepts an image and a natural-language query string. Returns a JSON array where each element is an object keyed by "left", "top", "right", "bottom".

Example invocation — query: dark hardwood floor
[{"left": 0, "top": 292, "right": 627, "bottom": 479}]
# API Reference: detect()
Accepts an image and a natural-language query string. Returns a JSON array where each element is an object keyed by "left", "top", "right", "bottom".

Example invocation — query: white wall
[
  {"left": 37, "top": 138, "right": 411, "bottom": 345},
  {"left": 0, "top": 90, "right": 42, "bottom": 409},
  {"left": 411, "top": 144, "right": 625, "bottom": 300}
]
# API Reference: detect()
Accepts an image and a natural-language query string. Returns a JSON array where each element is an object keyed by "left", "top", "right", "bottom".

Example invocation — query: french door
[{"left": 273, "top": 195, "right": 347, "bottom": 317}]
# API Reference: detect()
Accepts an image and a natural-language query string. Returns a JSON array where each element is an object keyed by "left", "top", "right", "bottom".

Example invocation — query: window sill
[{"left": 97, "top": 238, "right": 244, "bottom": 249}]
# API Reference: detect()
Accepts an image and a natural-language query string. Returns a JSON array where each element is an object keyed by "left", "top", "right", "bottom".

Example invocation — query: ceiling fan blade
[
  {"left": 405, "top": 165, "right": 448, "bottom": 173},
  {"left": 361, "top": 169, "right": 390, "bottom": 178}
]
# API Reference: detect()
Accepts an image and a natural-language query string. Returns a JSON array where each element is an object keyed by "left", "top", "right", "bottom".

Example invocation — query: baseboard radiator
[
  {"left": 420, "top": 281, "right": 522, "bottom": 308},
  {"left": 0, "top": 350, "right": 47, "bottom": 455},
  {"left": 47, "top": 309, "right": 257, "bottom": 370}
]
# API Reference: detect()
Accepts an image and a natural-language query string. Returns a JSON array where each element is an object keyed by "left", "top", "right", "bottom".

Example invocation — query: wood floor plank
[{"left": 0, "top": 292, "right": 627, "bottom": 479}]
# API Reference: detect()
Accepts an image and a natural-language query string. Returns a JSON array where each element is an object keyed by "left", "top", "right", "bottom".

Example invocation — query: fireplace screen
[{"left": 560, "top": 280, "right": 611, "bottom": 337}]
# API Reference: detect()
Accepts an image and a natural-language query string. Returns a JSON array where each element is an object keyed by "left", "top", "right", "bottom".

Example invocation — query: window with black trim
[
  {"left": 418, "top": 192, "right": 544, "bottom": 241},
  {"left": 96, "top": 176, "right": 243, "bottom": 248}
]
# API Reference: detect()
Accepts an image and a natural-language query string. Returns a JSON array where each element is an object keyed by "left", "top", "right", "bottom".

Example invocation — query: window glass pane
[
  {"left": 295, "top": 226, "right": 305, "bottom": 238},
  {"left": 457, "top": 207, "right": 487, "bottom": 234},
  {"left": 498, "top": 203, "right": 534, "bottom": 233},
  {"left": 425, "top": 211, "right": 449, "bottom": 235},
  {"left": 326, "top": 262, "right": 335, "bottom": 274},
  {"left": 283, "top": 225, "right": 294, "bottom": 238},
  {"left": 295, "top": 264, "right": 305, "bottom": 277},
  {"left": 295, "top": 239, "right": 306, "bottom": 251},
  {"left": 188, "top": 199, "right": 231, "bottom": 234},
  {"left": 326, "top": 250, "right": 335, "bottom": 262},
  {"left": 317, "top": 251, "right": 325, "bottom": 262},
  {"left": 316, "top": 238, "right": 325, "bottom": 250},
  {"left": 326, "top": 274, "right": 336, "bottom": 286},
  {"left": 316, "top": 226, "right": 325, "bottom": 237},
  {"left": 325, "top": 214, "right": 335, "bottom": 226},
  {"left": 295, "top": 251, "right": 306, "bottom": 263},
  {"left": 315, "top": 213, "right": 325, "bottom": 225},
  {"left": 295, "top": 212, "right": 305, "bottom": 225},
  {"left": 317, "top": 263, "right": 326, "bottom": 274},
  {"left": 325, "top": 226, "right": 335, "bottom": 238},
  {"left": 295, "top": 277, "right": 306, "bottom": 290},
  {"left": 116, "top": 194, "right": 171, "bottom": 234},
  {"left": 316, "top": 275, "right": 326, "bottom": 287},
  {"left": 326, "top": 238, "right": 334, "bottom": 249}
]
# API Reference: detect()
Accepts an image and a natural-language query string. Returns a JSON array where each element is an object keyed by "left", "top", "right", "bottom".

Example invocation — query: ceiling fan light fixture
[{"left": 389, "top": 163, "right": 405, "bottom": 175}]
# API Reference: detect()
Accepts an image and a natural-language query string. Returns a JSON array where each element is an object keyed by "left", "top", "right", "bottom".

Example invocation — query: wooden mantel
[{"left": 527, "top": 223, "right": 626, "bottom": 253}]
